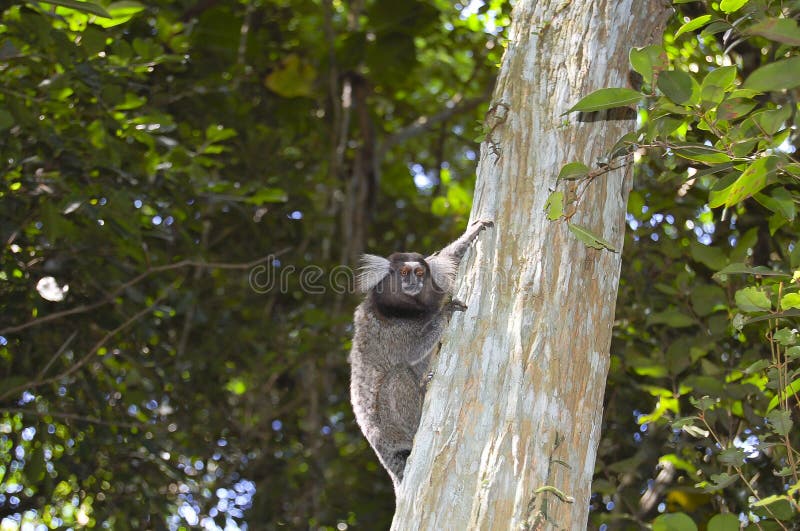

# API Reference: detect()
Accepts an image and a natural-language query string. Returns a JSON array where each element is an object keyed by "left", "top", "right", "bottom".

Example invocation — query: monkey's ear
[
  {"left": 357, "top": 254, "right": 391, "bottom": 292},
  {"left": 427, "top": 254, "right": 458, "bottom": 293}
]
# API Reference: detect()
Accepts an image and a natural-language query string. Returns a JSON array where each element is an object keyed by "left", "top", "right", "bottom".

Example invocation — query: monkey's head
[{"left": 357, "top": 252, "right": 446, "bottom": 317}]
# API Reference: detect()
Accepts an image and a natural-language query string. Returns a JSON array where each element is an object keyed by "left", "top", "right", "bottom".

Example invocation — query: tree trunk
[{"left": 392, "top": 1, "right": 670, "bottom": 529}]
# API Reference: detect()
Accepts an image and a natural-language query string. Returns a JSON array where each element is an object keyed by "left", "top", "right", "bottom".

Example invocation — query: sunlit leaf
[
  {"left": 629, "top": 45, "right": 667, "bottom": 85},
  {"left": 91, "top": 0, "right": 146, "bottom": 28},
  {"left": 709, "top": 156, "right": 776, "bottom": 208},
  {"left": 265, "top": 54, "right": 316, "bottom": 98},
  {"left": 675, "top": 15, "right": 712, "bottom": 38},
  {"left": 767, "top": 379, "right": 800, "bottom": 412},
  {"left": 719, "top": 0, "right": 749, "bottom": 14},
  {"left": 545, "top": 191, "right": 564, "bottom": 221},
  {"left": 735, "top": 287, "right": 771, "bottom": 312},
  {"left": 35, "top": 0, "right": 111, "bottom": 18},
  {"left": 781, "top": 293, "right": 800, "bottom": 310}
]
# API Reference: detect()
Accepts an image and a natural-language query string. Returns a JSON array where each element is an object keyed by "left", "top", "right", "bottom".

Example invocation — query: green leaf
[
  {"left": 700, "top": 66, "right": 738, "bottom": 105},
  {"left": 743, "top": 56, "right": 800, "bottom": 92},
  {"left": 716, "top": 98, "right": 756, "bottom": 121},
  {"left": 767, "top": 379, "right": 800, "bottom": 412},
  {"left": 565, "top": 88, "right": 642, "bottom": 114},
  {"left": 91, "top": 0, "right": 145, "bottom": 28},
  {"left": 744, "top": 359, "right": 770, "bottom": 374},
  {"left": 690, "top": 283, "right": 726, "bottom": 316},
  {"left": 743, "top": 309, "right": 800, "bottom": 325},
  {"left": 767, "top": 409, "right": 793, "bottom": 436},
  {"left": 781, "top": 293, "right": 800, "bottom": 310},
  {"left": 653, "top": 512, "right": 697, "bottom": 531},
  {"left": 709, "top": 156, "right": 776, "bottom": 208},
  {"left": 702, "top": 66, "right": 738, "bottom": 92},
  {"left": 700, "top": 472, "right": 738, "bottom": 491},
  {"left": 707, "top": 513, "right": 740, "bottom": 531},
  {"left": 675, "top": 15, "right": 712, "bottom": 38},
  {"left": 691, "top": 241, "right": 728, "bottom": 270},
  {"left": 751, "top": 495, "right": 796, "bottom": 520},
  {"left": 713, "top": 263, "right": 790, "bottom": 278},
  {"left": 545, "top": 191, "right": 564, "bottom": 221},
  {"left": 773, "top": 327, "right": 796, "bottom": 346},
  {"left": 748, "top": 17, "right": 800, "bottom": 46},
  {"left": 567, "top": 223, "right": 617, "bottom": 252},
  {"left": 246, "top": 188, "right": 288, "bottom": 205},
  {"left": 629, "top": 45, "right": 666, "bottom": 85},
  {"left": 673, "top": 144, "right": 731, "bottom": 164},
  {"left": 717, "top": 447, "right": 745, "bottom": 465},
  {"left": 36, "top": 0, "right": 111, "bottom": 18},
  {"left": 753, "top": 105, "right": 793, "bottom": 136},
  {"left": 648, "top": 309, "right": 695, "bottom": 328},
  {"left": 754, "top": 187, "right": 796, "bottom": 221},
  {"left": 265, "top": 54, "right": 316, "bottom": 98},
  {"left": 719, "top": 0, "right": 749, "bottom": 13},
  {"left": 734, "top": 287, "right": 771, "bottom": 312},
  {"left": 557, "top": 162, "right": 590, "bottom": 181},
  {"left": 205, "top": 125, "right": 238, "bottom": 144},
  {"left": 658, "top": 70, "right": 696, "bottom": 105}
]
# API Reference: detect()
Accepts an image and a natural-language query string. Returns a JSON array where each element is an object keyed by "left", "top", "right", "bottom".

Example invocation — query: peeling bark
[{"left": 392, "top": 1, "right": 670, "bottom": 529}]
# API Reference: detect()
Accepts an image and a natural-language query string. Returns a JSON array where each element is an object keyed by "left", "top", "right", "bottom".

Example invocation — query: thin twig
[
  {"left": 1, "top": 407, "right": 144, "bottom": 429},
  {"left": 36, "top": 330, "right": 78, "bottom": 382},
  {"left": 378, "top": 88, "right": 493, "bottom": 158}
]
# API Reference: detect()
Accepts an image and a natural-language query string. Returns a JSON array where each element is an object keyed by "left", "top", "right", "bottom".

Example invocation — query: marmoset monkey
[{"left": 349, "top": 220, "right": 493, "bottom": 491}]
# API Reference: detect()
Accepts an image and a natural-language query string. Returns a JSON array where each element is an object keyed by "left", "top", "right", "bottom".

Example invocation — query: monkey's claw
[{"left": 446, "top": 299, "right": 468, "bottom": 312}]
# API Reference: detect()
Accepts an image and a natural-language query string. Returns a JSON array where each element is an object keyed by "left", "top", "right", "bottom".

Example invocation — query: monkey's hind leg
[{"left": 373, "top": 367, "right": 425, "bottom": 487}]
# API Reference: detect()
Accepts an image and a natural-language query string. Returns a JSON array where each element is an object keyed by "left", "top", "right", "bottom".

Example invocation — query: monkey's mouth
[{"left": 401, "top": 283, "right": 423, "bottom": 296}]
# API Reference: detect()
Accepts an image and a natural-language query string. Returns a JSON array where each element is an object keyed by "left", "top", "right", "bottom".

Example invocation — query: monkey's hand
[{"left": 445, "top": 298, "right": 468, "bottom": 313}]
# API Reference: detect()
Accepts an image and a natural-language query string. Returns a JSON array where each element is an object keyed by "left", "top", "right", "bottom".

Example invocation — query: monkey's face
[
  {"left": 395, "top": 260, "right": 427, "bottom": 296},
  {"left": 384, "top": 252, "right": 429, "bottom": 298}
]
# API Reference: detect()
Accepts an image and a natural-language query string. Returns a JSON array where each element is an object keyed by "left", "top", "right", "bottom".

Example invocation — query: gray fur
[
  {"left": 349, "top": 220, "right": 492, "bottom": 491},
  {"left": 357, "top": 254, "right": 392, "bottom": 292}
]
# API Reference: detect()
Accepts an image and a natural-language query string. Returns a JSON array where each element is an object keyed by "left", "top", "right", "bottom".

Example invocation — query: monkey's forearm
[{"left": 437, "top": 219, "right": 493, "bottom": 262}]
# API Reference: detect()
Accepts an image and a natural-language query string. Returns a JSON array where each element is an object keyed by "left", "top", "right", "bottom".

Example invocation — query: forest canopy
[{"left": 1, "top": 0, "right": 799, "bottom": 529}]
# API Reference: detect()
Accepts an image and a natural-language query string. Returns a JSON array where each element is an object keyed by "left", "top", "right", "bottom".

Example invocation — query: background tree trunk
[{"left": 393, "top": 1, "right": 670, "bottom": 529}]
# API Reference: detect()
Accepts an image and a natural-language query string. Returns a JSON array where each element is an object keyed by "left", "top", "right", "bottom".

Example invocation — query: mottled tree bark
[{"left": 392, "top": 1, "right": 670, "bottom": 529}]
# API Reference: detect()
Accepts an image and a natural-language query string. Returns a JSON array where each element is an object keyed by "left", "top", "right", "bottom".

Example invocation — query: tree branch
[
  {"left": 378, "top": 86, "right": 493, "bottom": 158},
  {"left": 1, "top": 251, "right": 289, "bottom": 336},
  {"left": 1, "top": 407, "right": 145, "bottom": 429},
  {"left": 0, "top": 294, "right": 166, "bottom": 402}
]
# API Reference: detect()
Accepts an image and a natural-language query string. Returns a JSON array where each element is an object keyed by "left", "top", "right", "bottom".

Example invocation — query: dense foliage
[
  {"left": 0, "top": 0, "right": 505, "bottom": 528},
  {"left": 0, "top": 0, "right": 798, "bottom": 529},
  {"left": 571, "top": 1, "right": 800, "bottom": 529}
]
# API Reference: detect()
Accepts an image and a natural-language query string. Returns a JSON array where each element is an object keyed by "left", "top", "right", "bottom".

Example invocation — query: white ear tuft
[
  {"left": 357, "top": 254, "right": 392, "bottom": 292},
  {"left": 427, "top": 254, "right": 458, "bottom": 293}
]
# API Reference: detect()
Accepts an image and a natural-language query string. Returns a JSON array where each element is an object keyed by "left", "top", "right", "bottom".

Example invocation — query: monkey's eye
[
  {"left": 400, "top": 266, "right": 410, "bottom": 277},
  {"left": 414, "top": 268, "right": 424, "bottom": 278}
]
